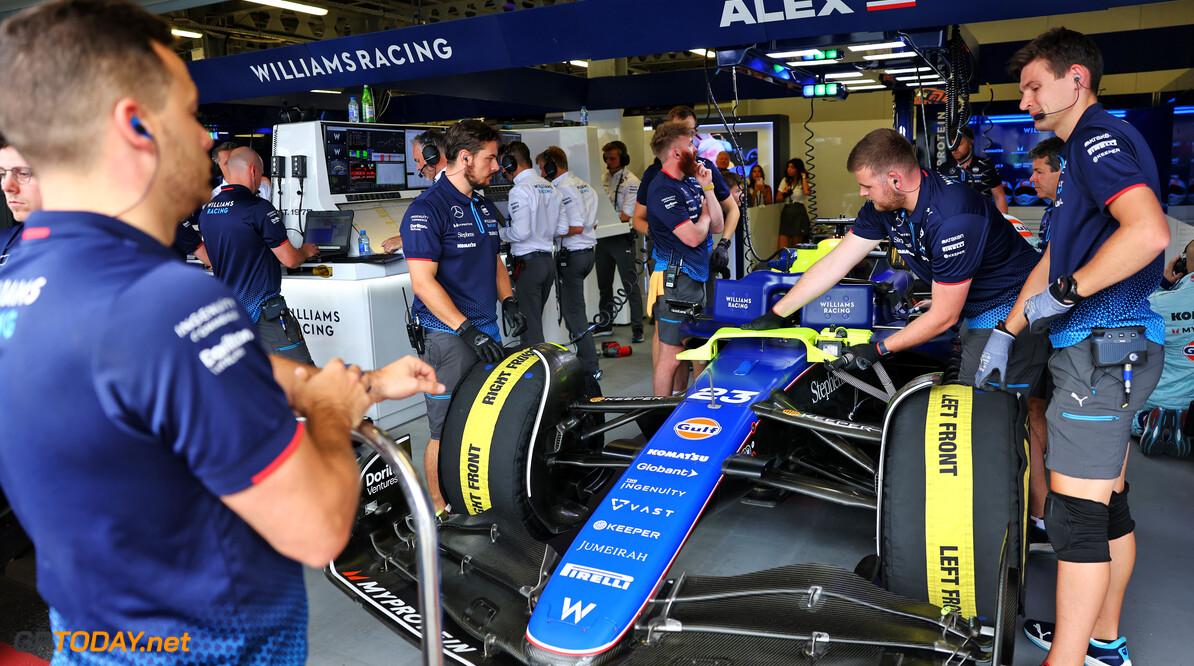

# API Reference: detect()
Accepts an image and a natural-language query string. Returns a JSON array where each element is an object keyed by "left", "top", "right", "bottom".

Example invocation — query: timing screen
[{"left": 325, "top": 126, "right": 409, "bottom": 195}]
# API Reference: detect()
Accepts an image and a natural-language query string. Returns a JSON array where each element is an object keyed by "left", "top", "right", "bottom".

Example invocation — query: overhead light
[
  {"left": 824, "top": 71, "right": 864, "bottom": 79},
  {"left": 234, "top": 133, "right": 266, "bottom": 138},
  {"left": 246, "top": 0, "right": 328, "bottom": 16},
  {"left": 896, "top": 75, "right": 939, "bottom": 81},
  {"left": 885, "top": 67, "right": 932, "bottom": 74},
  {"left": 171, "top": 28, "right": 202, "bottom": 39},
  {"left": 802, "top": 82, "right": 848, "bottom": 99},
  {"left": 689, "top": 49, "right": 712, "bottom": 57},
  {"left": 569, "top": 60, "right": 589, "bottom": 68},
  {"left": 863, "top": 52, "right": 916, "bottom": 61},
  {"left": 767, "top": 48, "right": 823, "bottom": 59},
  {"left": 847, "top": 84, "right": 889, "bottom": 91},
  {"left": 786, "top": 59, "right": 840, "bottom": 67},
  {"left": 309, "top": 89, "right": 341, "bottom": 94},
  {"left": 847, "top": 41, "right": 906, "bottom": 52}
]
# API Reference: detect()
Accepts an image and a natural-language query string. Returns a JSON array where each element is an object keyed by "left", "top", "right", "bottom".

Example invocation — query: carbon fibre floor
[{"left": 306, "top": 322, "right": 1194, "bottom": 666}]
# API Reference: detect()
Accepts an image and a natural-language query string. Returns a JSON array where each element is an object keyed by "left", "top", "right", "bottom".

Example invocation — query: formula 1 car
[{"left": 328, "top": 240, "right": 1028, "bottom": 665}]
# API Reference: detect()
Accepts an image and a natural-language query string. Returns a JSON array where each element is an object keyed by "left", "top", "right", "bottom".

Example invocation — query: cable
[
  {"left": 978, "top": 84, "right": 995, "bottom": 156},
  {"left": 802, "top": 98, "right": 818, "bottom": 220},
  {"left": 702, "top": 56, "right": 761, "bottom": 268},
  {"left": 114, "top": 135, "right": 160, "bottom": 220}
]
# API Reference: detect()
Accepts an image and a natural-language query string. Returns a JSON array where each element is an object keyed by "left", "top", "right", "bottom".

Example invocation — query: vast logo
[
  {"left": 674, "top": 417, "right": 722, "bottom": 440},
  {"left": 559, "top": 563, "right": 633, "bottom": 590},
  {"left": 561, "top": 597, "right": 597, "bottom": 624},
  {"left": 610, "top": 498, "right": 676, "bottom": 518}
]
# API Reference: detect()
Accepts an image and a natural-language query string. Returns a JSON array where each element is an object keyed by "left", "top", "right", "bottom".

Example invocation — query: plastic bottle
[
  {"left": 358, "top": 229, "right": 372, "bottom": 256},
  {"left": 361, "top": 85, "right": 375, "bottom": 123},
  {"left": 348, "top": 96, "right": 360, "bottom": 123},
  {"left": 580, "top": 106, "right": 588, "bottom": 125}
]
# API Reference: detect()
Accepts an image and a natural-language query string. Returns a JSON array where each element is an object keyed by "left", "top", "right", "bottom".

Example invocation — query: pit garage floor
[
  {"left": 2, "top": 323, "right": 1191, "bottom": 665},
  {"left": 307, "top": 322, "right": 1194, "bottom": 666}
]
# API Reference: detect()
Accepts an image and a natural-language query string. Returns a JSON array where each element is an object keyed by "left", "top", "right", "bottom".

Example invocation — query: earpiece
[
  {"left": 130, "top": 117, "right": 151, "bottom": 139},
  {"left": 1074, "top": 75, "right": 1081, "bottom": 87}
]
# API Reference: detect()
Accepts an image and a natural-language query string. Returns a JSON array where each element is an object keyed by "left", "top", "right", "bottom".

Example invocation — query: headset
[
  {"left": 500, "top": 152, "right": 518, "bottom": 178},
  {"left": 421, "top": 141, "right": 441, "bottom": 168},
  {"left": 608, "top": 141, "right": 629, "bottom": 168},
  {"left": 542, "top": 155, "right": 559, "bottom": 180},
  {"left": 1032, "top": 75, "right": 1083, "bottom": 122}
]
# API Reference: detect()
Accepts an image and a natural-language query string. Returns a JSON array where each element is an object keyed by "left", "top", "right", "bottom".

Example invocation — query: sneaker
[
  {"left": 593, "top": 326, "right": 613, "bottom": 337},
  {"left": 631, "top": 328, "right": 644, "bottom": 343},
  {"left": 1028, "top": 523, "right": 1054, "bottom": 554},
  {"left": 1175, "top": 409, "right": 1190, "bottom": 458},
  {"left": 1138, "top": 407, "right": 1164, "bottom": 456},
  {"left": 1023, "top": 620, "right": 1133, "bottom": 666}
]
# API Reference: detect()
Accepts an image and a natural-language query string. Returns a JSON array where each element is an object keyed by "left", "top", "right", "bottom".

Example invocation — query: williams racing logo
[{"left": 673, "top": 417, "right": 721, "bottom": 440}]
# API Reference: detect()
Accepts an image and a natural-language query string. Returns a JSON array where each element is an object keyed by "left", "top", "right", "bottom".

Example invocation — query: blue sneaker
[
  {"left": 1023, "top": 620, "right": 1133, "bottom": 666},
  {"left": 1138, "top": 407, "right": 1165, "bottom": 456}
]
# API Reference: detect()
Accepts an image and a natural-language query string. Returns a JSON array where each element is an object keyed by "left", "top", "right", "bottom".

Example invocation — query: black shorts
[
  {"left": 255, "top": 297, "right": 313, "bottom": 365},
  {"left": 654, "top": 273, "right": 705, "bottom": 347}
]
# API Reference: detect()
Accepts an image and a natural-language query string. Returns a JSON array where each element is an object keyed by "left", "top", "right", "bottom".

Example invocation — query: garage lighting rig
[{"left": 715, "top": 49, "right": 849, "bottom": 99}]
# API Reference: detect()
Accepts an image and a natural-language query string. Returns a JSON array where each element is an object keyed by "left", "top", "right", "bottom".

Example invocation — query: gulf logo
[
  {"left": 1184, "top": 341, "right": 1194, "bottom": 362},
  {"left": 674, "top": 417, "right": 722, "bottom": 440}
]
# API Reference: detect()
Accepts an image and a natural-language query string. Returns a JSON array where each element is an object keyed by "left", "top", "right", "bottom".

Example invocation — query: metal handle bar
[{"left": 352, "top": 422, "right": 444, "bottom": 666}]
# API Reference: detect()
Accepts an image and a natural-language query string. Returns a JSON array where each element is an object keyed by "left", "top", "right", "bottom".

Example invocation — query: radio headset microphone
[{"left": 1033, "top": 76, "right": 1082, "bottom": 121}]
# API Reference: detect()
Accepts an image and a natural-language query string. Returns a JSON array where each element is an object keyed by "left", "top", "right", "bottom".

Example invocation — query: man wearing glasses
[{"left": 0, "top": 139, "right": 42, "bottom": 265}]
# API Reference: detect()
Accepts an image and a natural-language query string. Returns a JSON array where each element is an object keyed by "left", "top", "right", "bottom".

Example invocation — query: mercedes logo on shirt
[{"left": 452, "top": 205, "right": 464, "bottom": 219}]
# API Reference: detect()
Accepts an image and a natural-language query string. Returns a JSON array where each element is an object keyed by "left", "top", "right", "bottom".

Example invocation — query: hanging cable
[
  {"left": 703, "top": 56, "right": 761, "bottom": 268},
  {"left": 803, "top": 97, "right": 818, "bottom": 220}
]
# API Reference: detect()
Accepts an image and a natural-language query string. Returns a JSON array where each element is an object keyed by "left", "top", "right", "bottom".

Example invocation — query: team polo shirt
[
  {"left": 502, "top": 169, "right": 564, "bottom": 255},
  {"left": 0, "top": 221, "right": 23, "bottom": 270},
  {"left": 0, "top": 211, "right": 307, "bottom": 663},
  {"left": 200, "top": 184, "right": 290, "bottom": 321},
  {"left": 646, "top": 168, "right": 710, "bottom": 283},
  {"left": 938, "top": 153, "right": 1003, "bottom": 201},
  {"left": 1045, "top": 103, "right": 1164, "bottom": 348},
  {"left": 638, "top": 156, "right": 731, "bottom": 206},
  {"left": 172, "top": 209, "right": 204, "bottom": 260},
  {"left": 401, "top": 176, "right": 502, "bottom": 338},
  {"left": 555, "top": 172, "right": 600, "bottom": 251},
  {"left": 851, "top": 170, "right": 1039, "bottom": 323}
]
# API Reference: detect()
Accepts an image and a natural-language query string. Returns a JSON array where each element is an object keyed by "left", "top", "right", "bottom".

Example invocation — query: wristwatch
[{"left": 1055, "top": 274, "right": 1085, "bottom": 305}]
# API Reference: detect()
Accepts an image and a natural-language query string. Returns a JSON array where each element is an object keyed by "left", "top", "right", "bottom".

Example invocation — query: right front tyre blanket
[{"left": 878, "top": 382, "right": 1028, "bottom": 624}]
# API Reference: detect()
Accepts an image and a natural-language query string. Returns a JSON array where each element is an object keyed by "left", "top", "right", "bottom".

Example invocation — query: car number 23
[{"left": 689, "top": 388, "right": 759, "bottom": 404}]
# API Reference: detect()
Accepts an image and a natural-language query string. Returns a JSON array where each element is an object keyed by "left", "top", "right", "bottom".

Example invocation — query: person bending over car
[
  {"left": 0, "top": 2, "right": 445, "bottom": 662},
  {"left": 745, "top": 128, "right": 1045, "bottom": 391}
]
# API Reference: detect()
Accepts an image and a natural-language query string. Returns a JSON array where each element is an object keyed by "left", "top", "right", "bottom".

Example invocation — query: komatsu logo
[
  {"left": 719, "top": 0, "right": 853, "bottom": 27},
  {"left": 673, "top": 417, "right": 721, "bottom": 440}
]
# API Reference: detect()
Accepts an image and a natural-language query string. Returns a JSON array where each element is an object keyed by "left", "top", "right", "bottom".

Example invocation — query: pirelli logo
[{"left": 923, "top": 384, "right": 977, "bottom": 617}]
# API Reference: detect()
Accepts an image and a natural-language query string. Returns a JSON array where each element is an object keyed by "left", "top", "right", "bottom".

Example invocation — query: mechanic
[
  {"left": 594, "top": 140, "right": 644, "bottom": 342},
  {"left": 201, "top": 146, "right": 320, "bottom": 363},
  {"left": 381, "top": 128, "right": 447, "bottom": 254},
  {"left": 538, "top": 145, "right": 602, "bottom": 385},
  {"left": 0, "top": 3, "right": 444, "bottom": 662},
  {"left": 1133, "top": 239, "right": 1194, "bottom": 457},
  {"left": 1023, "top": 135, "right": 1065, "bottom": 553},
  {"left": 644, "top": 120, "right": 724, "bottom": 396},
  {"left": 995, "top": 27, "right": 1168, "bottom": 666},
  {"left": 500, "top": 140, "right": 564, "bottom": 346},
  {"left": 171, "top": 209, "right": 211, "bottom": 266},
  {"left": 744, "top": 128, "right": 1045, "bottom": 395},
  {"left": 402, "top": 119, "right": 526, "bottom": 514},
  {"left": 0, "top": 139, "right": 41, "bottom": 265},
  {"left": 210, "top": 139, "right": 271, "bottom": 201},
  {"left": 937, "top": 126, "right": 1009, "bottom": 215}
]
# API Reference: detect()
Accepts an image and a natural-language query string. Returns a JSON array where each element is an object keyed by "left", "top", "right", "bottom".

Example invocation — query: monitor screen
[
  {"left": 304, "top": 211, "right": 354, "bottom": 249},
  {"left": 324, "top": 125, "right": 409, "bottom": 195}
]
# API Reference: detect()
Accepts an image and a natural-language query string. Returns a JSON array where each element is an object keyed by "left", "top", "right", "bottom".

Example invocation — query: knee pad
[
  {"left": 1044, "top": 491, "right": 1111, "bottom": 563},
  {"left": 1108, "top": 482, "right": 1135, "bottom": 541}
]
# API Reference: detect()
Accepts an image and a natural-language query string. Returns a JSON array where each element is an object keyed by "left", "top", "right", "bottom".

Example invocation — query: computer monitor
[
  {"left": 303, "top": 210, "right": 355, "bottom": 254},
  {"left": 324, "top": 125, "right": 409, "bottom": 195}
]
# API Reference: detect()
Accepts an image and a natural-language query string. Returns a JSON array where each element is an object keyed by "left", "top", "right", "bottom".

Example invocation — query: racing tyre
[
  {"left": 877, "top": 381, "right": 1028, "bottom": 625},
  {"left": 438, "top": 344, "right": 599, "bottom": 540}
]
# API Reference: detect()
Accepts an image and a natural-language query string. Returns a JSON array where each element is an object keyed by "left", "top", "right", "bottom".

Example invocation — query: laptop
[{"left": 303, "top": 210, "right": 354, "bottom": 260}]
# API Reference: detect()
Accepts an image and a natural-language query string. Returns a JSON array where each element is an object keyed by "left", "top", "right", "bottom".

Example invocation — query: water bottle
[
  {"left": 580, "top": 106, "right": 588, "bottom": 125},
  {"left": 358, "top": 229, "right": 371, "bottom": 256},
  {"left": 361, "top": 85, "right": 375, "bottom": 123},
  {"left": 348, "top": 96, "right": 360, "bottom": 123}
]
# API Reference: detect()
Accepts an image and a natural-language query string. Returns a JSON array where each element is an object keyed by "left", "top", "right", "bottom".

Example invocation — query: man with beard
[
  {"left": 201, "top": 146, "right": 320, "bottom": 363},
  {"left": 745, "top": 128, "right": 1044, "bottom": 393},
  {"left": 0, "top": 1, "right": 444, "bottom": 661},
  {"left": 401, "top": 118, "right": 526, "bottom": 514},
  {"left": 644, "top": 120, "right": 723, "bottom": 396},
  {"left": 937, "top": 126, "right": 1009, "bottom": 215}
]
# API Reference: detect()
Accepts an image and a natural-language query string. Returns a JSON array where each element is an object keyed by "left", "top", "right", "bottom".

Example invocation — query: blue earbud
[{"left": 130, "top": 117, "right": 151, "bottom": 139}]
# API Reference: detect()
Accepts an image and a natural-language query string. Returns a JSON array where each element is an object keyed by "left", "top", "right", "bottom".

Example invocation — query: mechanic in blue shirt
[
  {"left": 995, "top": 29, "right": 1169, "bottom": 666},
  {"left": 0, "top": 3, "right": 443, "bottom": 662},
  {"left": 1027, "top": 136, "right": 1065, "bottom": 253},
  {"left": 201, "top": 146, "right": 319, "bottom": 363},
  {"left": 0, "top": 139, "right": 41, "bottom": 267},
  {"left": 171, "top": 208, "right": 210, "bottom": 265},
  {"left": 937, "top": 126, "right": 1009, "bottom": 215},
  {"left": 745, "top": 128, "right": 1045, "bottom": 392},
  {"left": 401, "top": 119, "right": 526, "bottom": 513},
  {"left": 633, "top": 106, "right": 738, "bottom": 276},
  {"left": 645, "top": 120, "right": 724, "bottom": 396}
]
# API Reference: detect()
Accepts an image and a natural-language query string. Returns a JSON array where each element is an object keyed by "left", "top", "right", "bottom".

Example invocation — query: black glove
[
  {"left": 827, "top": 342, "right": 888, "bottom": 372},
  {"left": 709, "top": 238, "right": 731, "bottom": 273},
  {"left": 741, "top": 308, "right": 791, "bottom": 331},
  {"left": 502, "top": 297, "right": 528, "bottom": 336},
  {"left": 456, "top": 320, "right": 505, "bottom": 365}
]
